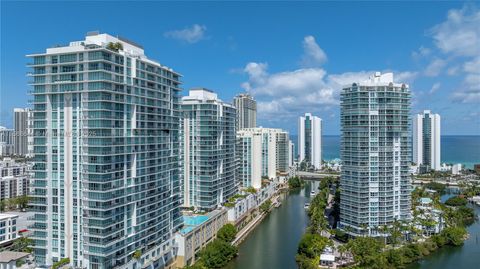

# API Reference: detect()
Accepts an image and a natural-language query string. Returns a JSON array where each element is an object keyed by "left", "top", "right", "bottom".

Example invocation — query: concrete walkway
[
  {"left": 232, "top": 211, "right": 266, "bottom": 246},
  {"left": 232, "top": 194, "right": 280, "bottom": 246}
]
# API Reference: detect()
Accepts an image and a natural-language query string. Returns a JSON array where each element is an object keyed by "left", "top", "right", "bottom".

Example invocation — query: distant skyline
[{"left": 1, "top": 1, "right": 479, "bottom": 135}]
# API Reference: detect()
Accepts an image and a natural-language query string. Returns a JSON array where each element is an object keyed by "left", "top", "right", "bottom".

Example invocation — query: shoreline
[{"left": 232, "top": 192, "right": 284, "bottom": 246}]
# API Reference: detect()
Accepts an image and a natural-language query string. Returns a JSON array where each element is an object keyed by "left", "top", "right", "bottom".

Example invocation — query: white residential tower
[
  {"left": 413, "top": 110, "right": 441, "bottom": 171},
  {"left": 298, "top": 113, "right": 322, "bottom": 169}
]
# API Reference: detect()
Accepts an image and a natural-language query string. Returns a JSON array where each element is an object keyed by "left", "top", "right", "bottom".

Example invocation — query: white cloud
[
  {"left": 429, "top": 83, "right": 441, "bottom": 94},
  {"left": 301, "top": 36, "right": 327, "bottom": 67},
  {"left": 429, "top": 5, "right": 480, "bottom": 57},
  {"left": 164, "top": 24, "right": 207, "bottom": 43},
  {"left": 452, "top": 91, "right": 480, "bottom": 104},
  {"left": 447, "top": 66, "right": 459, "bottom": 76},
  {"left": 428, "top": 5, "right": 480, "bottom": 103},
  {"left": 412, "top": 46, "right": 432, "bottom": 59},
  {"left": 424, "top": 58, "right": 447, "bottom": 76},
  {"left": 241, "top": 62, "right": 415, "bottom": 124}
]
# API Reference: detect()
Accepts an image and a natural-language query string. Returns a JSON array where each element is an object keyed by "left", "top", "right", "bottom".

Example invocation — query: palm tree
[
  {"left": 360, "top": 223, "right": 368, "bottom": 237},
  {"left": 337, "top": 244, "right": 347, "bottom": 261},
  {"left": 378, "top": 225, "right": 388, "bottom": 244},
  {"left": 390, "top": 220, "right": 402, "bottom": 247}
]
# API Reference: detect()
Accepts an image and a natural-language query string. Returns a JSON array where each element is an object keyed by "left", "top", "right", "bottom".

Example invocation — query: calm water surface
[
  {"left": 291, "top": 135, "right": 480, "bottom": 168},
  {"left": 227, "top": 186, "right": 480, "bottom": 269},
  {"left": 225, "top": 182, "right": 318, "bottom": 269}
]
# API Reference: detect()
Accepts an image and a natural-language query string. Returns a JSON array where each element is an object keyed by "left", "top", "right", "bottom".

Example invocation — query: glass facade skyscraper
[
  {"left": 28, "top": 33, "right": 182, "bottom": 268},
  {"left": 340, "top": 72, "right": 411, "bottom": 236},
  {"left": 413, "top": 110, "right": 441, "bottom": 171},
  {"left": 298, "top": 113, "right": 322, "bottom": 169},
  {"left": 180, "top": 88, "right": 237, "bottom": 210}
]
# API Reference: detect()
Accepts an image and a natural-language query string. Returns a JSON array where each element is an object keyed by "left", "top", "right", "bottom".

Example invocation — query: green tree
[
  {"left": 288, "top": 177, "right": 305, "bottom": 189},
  {"left": 216, "top": 224, "right": 237, "bottom": 243},
  {"left": 199, "top": 239, "right": 238, "bottom": 268},
  {"left": 445, "top": 196, "right": 468, "bottom": 207},
  {"left": 15, "top": 196, "right": 31, "bottom": 209},
  {"left": 295, "top": 254, "right": 318, "bottom": 269},
  {"left": 259, "top": 200, "right": 272, "bottom": 213},
  {"left": 297, "top": 233, "right": 330, "bottom": 259},
  {"left": 440, "top": 226, "right": 467, "bottom": 246},
  {"left": 346, "top": 237, "right": 387, "bottom": 268},
  {"left": 424, "top": 182, "right": 446, "bottom": 194},
  {"left": 12, "top": 237, "right": 33, "bottom": 253},
  {"left": 385, "top": 248, "right": 406, "bottom": 268}
]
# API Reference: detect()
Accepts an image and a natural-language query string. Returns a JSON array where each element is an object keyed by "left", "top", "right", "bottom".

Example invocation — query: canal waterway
[
  {"left": 225, "top": 182, "right": 318, "bottom": 269},
  {"left": 227, "top": 184, "right": 480, "bottom": 269}
]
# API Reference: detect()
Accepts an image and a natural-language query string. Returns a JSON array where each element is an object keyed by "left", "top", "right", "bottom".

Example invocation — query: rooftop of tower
[
  {"left": 344, "top": 72, "right": 409, "bottom": 88},
  {"left": 26, "top": 32, "right": 180, "bottom": 75}
]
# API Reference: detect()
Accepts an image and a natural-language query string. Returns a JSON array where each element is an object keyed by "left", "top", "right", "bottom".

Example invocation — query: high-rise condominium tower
[
  {"left": 181, "top": 88, "right": 237, "bottom": 210},
  {"left": 236, "top": 128, "right": 290, "bottom": 189},
  {"left": 233, "top": 93, "right": 256, "bottom": 130},
  {"left": 28, "top": 32, "right": 182, "bottom": 268},
  {"left": 14, "top": 108, "right": 30, "bottom": 156},
  {"left": 340, "top": 72, "right": 411, "bottom": 236},
  {"left": 298, "top": 113, "right": 322, "bottom": 169},
  {"left": 413, "top": 110, "right": 441, "bottom": 171}
]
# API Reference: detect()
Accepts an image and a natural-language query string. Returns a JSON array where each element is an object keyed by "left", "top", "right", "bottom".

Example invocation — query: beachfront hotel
[
  {"left": 27, "top": 32, "right": 183, "bottom": 268},
  {"left": 180, "top": 88, "right": 237, "bottom": 210},
  {"left": 236, "top": 128, "right": 290, "bottom": 189},
  {"left": 339, "top": 72, "right": 412, "bottom": 236},
  {"left": 413, "top": 110, "right": 441, "bottom": 171},
  {"left": 298, "top": 113, "right": 322, "bottom": 169}
]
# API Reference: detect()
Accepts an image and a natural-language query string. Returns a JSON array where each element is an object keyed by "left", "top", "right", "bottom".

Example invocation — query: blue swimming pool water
[{"left": 180, "top": 215, "right": 210, "bottom": 234}]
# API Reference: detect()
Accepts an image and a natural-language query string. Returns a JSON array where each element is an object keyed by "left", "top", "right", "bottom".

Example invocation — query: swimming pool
[{"left": 180, "top": 215, "right": 210, "bottom": 234}]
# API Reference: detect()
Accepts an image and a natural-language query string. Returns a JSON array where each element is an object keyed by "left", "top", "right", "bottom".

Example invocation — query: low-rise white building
[
  {"left": 0, "top": 127, "right": 15, "bottom": 157},
  {"left": 414, "top": 198, "right": 444, "bottom": 235},
  {"left": 0, "top": 158, "right": 31, "bottom": 201},
  {"left": 0, "top": 251, "right": 35, "bottom": 269},
  {"left": 175, "top": 209, "right": 228, "bottom": 268},
  {"left": 452, "top": 164, "right": 462, "bottom": 175},
  {"left": 0, "top": 214, "right": 18, "bottom": 246},
  {"left": 226, "top": 182, "right": 277, "bottom": 227},
  {"left": 320, "top": 247, "right": 335, "bottom": 267}
]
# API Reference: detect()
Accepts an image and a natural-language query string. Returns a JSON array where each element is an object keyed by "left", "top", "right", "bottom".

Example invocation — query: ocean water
[{"left": 290, "top": 135, "right": 480, "bottom": 169}]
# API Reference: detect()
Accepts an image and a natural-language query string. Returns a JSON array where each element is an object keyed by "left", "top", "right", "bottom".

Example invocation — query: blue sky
[{"left": 1, "top": 1, "right": 479, "bottom": 135}]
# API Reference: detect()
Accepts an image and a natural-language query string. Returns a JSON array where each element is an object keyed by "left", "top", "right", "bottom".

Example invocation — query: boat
[
  {"left": 304, "top": 203, "right": 310, "bottom": 209},
  {"left": 310, "top": 191, "right": 316, "bottom": 195},
  {"left": 274, "top": 201, "right": 281, "bottom": 208}
]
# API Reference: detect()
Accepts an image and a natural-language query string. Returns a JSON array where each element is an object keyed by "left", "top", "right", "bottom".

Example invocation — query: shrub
[
  {"left": 245, "top": 186, "right": 257, "bottom": 194},
  {"left": 440, "top": 226, "right": 467, "bottom": 246},
  {"left": 445, "top": 196, "right": 468, "bottom": 207},
  {"left": 424, "top": 182, "right": 446, "bottom": 193},
  {"left": 52, "top": 258, "right": 70, "bottom": 269},
  {"left": 132, "top": 249, "right": 142, "bottom": 260},
  {"left": 259, "top": 199, "right": 272, "bottom": 213}
]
